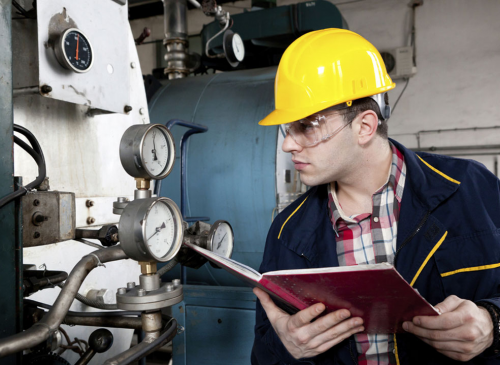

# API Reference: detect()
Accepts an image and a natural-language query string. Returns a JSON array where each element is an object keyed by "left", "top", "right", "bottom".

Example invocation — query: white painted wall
[{"left": 130, "top": 0, "right": 500, "bottom": 172}]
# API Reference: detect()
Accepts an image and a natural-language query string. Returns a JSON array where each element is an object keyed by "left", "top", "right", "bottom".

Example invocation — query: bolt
[
  {"left": 87, "top": 217, "right": 96, "bottom": 225},
  {"left": 41, "top": 85, "right": 52, "bottom": 94},
  {"left": 218, "top": 318, "right": 222, "bottom": 324},
  {"left": 166, "top": 283, "right": 174, "bottom": 292},
  {"left": 139, "top": 108, "right": 145, "bottom": 115},
  {"left": 117, "top": 197, "right": 129, "bottom": 203},
  {"left": 86, "top": 200, "right": 94, "bottom": 207},
  {"left": 124, "top": 105, "right": 133, "bottom": 113},
  {"left": 33, "top": 199, "right": 40, "bottom": 206},
  {"left": 137, "top": 289, "right": 146, "bottom": 297},
  {"left": 127, "top": 282, "right": 135, "bottom": 289},
  {"left": 172, "top": 279, "right": 181, "bottom": 287},
  {"left": 33, "top": 232, "right": 40, "bottom": 239},
  {"left": 130, "top": 62, "right": 136, "bottom": 69},
  {"left": 117, "top": 287, "right": 127, "bottom": 295}
]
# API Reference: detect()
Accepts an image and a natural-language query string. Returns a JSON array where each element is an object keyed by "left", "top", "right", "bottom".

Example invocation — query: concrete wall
[{"left": 130, "top": 0, "right": 500, "bottom": 172}]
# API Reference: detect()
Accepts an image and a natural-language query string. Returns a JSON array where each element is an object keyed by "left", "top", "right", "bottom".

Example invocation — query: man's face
[{"left": 282, "top": 111, "right": 359, "bottom": 186}]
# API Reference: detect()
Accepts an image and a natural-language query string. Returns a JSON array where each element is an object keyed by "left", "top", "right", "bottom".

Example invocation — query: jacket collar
[
  {"left": 389, "top": 138, "right": 461, "bottom": 212},
  {"left": 278, "top": 139, "right": 461, "bottom": 264}
]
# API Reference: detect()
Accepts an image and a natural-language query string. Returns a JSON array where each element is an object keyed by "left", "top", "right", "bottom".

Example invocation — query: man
[{"left": 252, "top": 28, "right": 500, "bottom": 365}]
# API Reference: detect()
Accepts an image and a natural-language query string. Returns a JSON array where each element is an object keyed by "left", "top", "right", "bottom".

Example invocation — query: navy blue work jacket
[{"left": 252, "top": 139, "right": 500, "bottom": 365}]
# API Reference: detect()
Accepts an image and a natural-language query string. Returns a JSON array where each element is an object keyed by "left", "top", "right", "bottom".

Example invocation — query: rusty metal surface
[
  {"left": 36, "top": 0, "right": 131, "bottom": 113},
  {"left": 22, "top": 191, "right": 75, "bottom": 247}
]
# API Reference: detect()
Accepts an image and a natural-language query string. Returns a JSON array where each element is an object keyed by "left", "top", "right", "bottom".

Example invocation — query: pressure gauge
[
  {"left": 54, "top": 28, "right": 94, "bottom": 73},
  {"left": 120, "top": 124, "right": 176, "bottom": 180},
  {"left": 223, "top": 30, "right": 245, "bottom": 68},
  {"left": 119, "top": 197, "right": 184, "bottom": 262},
  {"left": 207, "top": 220, "right": 234, "bottom": 258}
]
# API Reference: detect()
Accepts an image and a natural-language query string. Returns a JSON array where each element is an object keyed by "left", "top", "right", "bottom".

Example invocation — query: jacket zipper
[
  {"left": 393, "top": 211, "right": 430, "bottom": 268},
  {"left": 349, "top": 337, "right": 358, "bottom": 365},
  {"left": 301, "top": 253, "right": 312, "bottom": 264}
]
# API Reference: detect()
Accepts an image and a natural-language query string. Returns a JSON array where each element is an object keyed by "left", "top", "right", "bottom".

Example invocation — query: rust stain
[{"left": 47, "top": 7, "right": 78, "bottom": 49}]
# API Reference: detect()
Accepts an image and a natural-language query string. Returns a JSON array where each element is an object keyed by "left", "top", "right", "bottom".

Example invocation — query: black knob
[{"left": 89, "top": 328, "right": 114, "bottom": 353}]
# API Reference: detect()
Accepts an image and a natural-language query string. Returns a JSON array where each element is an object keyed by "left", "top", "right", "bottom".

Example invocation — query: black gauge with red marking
[{"left": 54, "top": 28, "right": 94, "bottom": 73}]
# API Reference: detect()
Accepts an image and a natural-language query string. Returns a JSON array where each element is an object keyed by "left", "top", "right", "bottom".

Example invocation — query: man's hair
[{"left": 339, "top": 96, "right": 389, "bottom": 139}]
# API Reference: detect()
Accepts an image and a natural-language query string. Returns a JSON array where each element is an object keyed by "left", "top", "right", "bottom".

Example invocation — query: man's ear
[{"left": 356, "top": 110, "right": 379, "bottom": 146}]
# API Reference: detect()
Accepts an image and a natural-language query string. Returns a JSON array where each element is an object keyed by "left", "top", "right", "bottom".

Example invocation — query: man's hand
[
  {"left": 403, "top": 295, "right": 494, "bottom": 362},
  {"left": 254, "top": 287, "right": 364, "bottom": 359}
]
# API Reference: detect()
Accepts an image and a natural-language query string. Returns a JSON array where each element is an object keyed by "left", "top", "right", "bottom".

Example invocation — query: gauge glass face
[
  {"left": 63, "top": 30, "right": 92, "bottom": 71},
  {"left": 232, "top": 34, "right": 245, "bottom": 62},
  {"left": 144, "top": 201, "right": 176, "bottom": 258},
  {"left": 211, "top": 222, "right": 233, "bottom": 257},
  {"left": 142, "top": 127, "right": 170, "bottom": 177}
]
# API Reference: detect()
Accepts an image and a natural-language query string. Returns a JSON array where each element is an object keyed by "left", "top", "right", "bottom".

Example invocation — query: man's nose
[{"left": 282, "top": 133, "right": 303, "bottom": 153}]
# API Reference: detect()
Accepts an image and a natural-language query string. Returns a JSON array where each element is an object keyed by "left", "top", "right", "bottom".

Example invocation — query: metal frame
[{"left": 0, "top": 2, "right": 20, "bottom": 364}]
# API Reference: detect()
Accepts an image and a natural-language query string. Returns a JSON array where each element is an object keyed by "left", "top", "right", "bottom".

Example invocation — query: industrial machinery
[
  {"left": 146, "top": 2, "right": 347, "bottom": 363},
  {"left": 0, "top": 0, "right": 236, "bottom": 364},
  {"left": 0, "top": 0, "right": 346, "bottom": 363}
]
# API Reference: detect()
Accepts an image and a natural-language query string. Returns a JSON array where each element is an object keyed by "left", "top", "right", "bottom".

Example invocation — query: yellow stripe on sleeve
[{"left": 441, "top": 262, "right": 500, "bottom": 277}]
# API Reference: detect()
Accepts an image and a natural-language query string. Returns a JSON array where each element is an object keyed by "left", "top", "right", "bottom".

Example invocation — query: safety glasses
[{"left": 280, "top": 113, "right": 353, "bottom": 147}]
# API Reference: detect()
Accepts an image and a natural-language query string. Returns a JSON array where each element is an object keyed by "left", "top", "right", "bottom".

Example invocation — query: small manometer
[
  {"left": 207, "top": 220, "right": 234, "bottom": 258},
  {"left": 223, "top": 30, "right": 245, "bottom": 68},
  {"left": 120, "top": 124, "right": 176, "bottom": 180},
  {"left": 119, "top": 197, "right": 184, "bottom": 262},
  {"left": 54, "top": 28, "right": 94, "bottom": 73}
]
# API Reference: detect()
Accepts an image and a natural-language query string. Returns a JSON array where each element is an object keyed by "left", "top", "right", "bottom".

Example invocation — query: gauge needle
[
  {"left": 147, "top": 222, "right": 166, "bottom": 241},
  {"left": 152, "top": 131, "right": 158, "bottom": 161},
  {"left": 76, "top": 34, "right": 79, "bottom": 61},
  {"left": 217, "top": 233, "right": 227, "bottom": 250}
]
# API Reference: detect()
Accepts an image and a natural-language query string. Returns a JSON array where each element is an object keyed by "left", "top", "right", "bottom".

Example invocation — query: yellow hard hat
[{"left": 259, "top": 28, "right": 396, "bottom": 126}]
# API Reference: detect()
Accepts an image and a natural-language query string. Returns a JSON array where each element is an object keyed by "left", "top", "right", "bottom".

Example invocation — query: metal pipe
[
  {"left": 163, "top": 0, "right": 189, "bottom": 79},
  {"left": 391, "top": 125, "right": 500, "bottom": 137},
  {"left": 413, "top": 144, "right": 500, "bottom": 152},
  {"left": 188, "top": 0, "right": 201, "bottom": 8},
  {"left": 205, "top": 12, "right": 230, "bottom": 59},
  {"left": 103, "top": 313, "right": 177, "bottom": 365},
  {"left": 63, "top": 315, "right": 142, "bottom": 330},
  {"left": 13, "top": 86, "right": 39, "bottom": 97},
  {"left": 164, "top": 119, "right": 209, "bottom": 284},
  {"left": 0, "top": 246, "right": 127, "bottom": 357}
]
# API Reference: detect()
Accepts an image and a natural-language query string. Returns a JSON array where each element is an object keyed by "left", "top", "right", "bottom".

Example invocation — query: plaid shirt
[{"left": 327, "top": 142, "right": 406, "bottom": 365}]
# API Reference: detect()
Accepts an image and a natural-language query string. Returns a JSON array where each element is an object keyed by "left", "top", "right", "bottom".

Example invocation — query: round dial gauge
[
  {"left": 207, "top": 220, "right": 234, "bottom": 258},
  {"left": 232, "top": 34, "right": 245, "bottom": 62},
  {"left": 120, "top": 124, "right": 176, "bottom": 180},
  {"left": 54, "top": 28, "right": 94, "bottom": 73},
  {"left": 119, "top": 197, "right": 184, "bottom": 262},
  {"left": 223, "top": 30, "right": 245, "bottom": 68},
  {"left": 142, "top": 126, "right": 171, "bottom": 178}
]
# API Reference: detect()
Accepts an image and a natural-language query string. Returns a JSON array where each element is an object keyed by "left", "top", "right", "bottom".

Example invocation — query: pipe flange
[
  {"left": 116, "top": 281, "right": 183, "bottom": 311},
  {"left": 163, "top": 38, "right": 189, "bottom": 47},
  {"left": 163, "top": 68, "right": 190, "bottom": 75}
]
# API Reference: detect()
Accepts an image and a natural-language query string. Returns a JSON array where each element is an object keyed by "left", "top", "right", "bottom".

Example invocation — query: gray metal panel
[
  {"left": 172, "top": 286, "right": 256, "bottom": 365},
  {"left": 37, "top": 0, "right": 131, "bottom": 113},
  {"left": 0, "top": 1, "right": 19, "bottom": 364}
]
